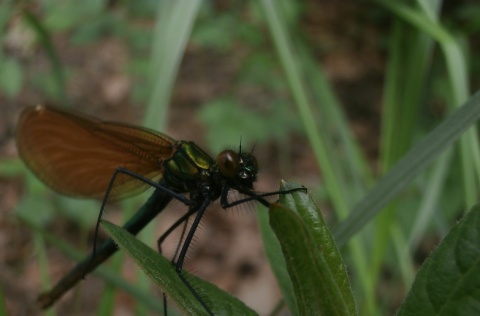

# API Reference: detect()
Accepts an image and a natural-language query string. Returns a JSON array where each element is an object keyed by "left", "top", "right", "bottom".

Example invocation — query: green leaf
[
  {"left": 397, "top": 205, "right": 480, "bottom": 316},
  {"left": 269, "top": 181, "right": 356, "bottom": 316},
  {"left": 258, "top": 208, "right": 298, "bottom": 315},
  {"left": 101, "top": 220, "right": 257, "bottom": 316}
]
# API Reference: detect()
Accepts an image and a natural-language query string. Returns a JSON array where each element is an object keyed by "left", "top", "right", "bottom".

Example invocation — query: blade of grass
[
  {"left": 334, "top": 90, "right": 480, "bottom": 247},
  {"left": 0, "top": 283, "right": 6, "bottom": 316},
  {"left": 391, "top": 151, "right": 452, "bottom": 288},
  {"left": 299, "top": 45, "right": 373, "bottom": 201},
  {"left": 373, "top": 7, "right": 438, "bottom": 301},
  {"left": 259, "top": 0, "right": 374, "bottom": 312},
  {"left": 138, "top": 3, "right": 201, "bottom": 313},
  {"left": 406, "top": 150, "right": 452, "bottom": 252},
  {"left": 144, "top": 0, "right": 201, "bottom": 129},
  {"left": 373, "top": 3, "right": 479, "bottom": 305},
  {"left": 33, "top": 233, "right": 56, "bottom": 316},
  {"left": 375, "top": 0, "right": 479, "bottom": 211},
  {"left": 259, "top": 0, "right": 348, "bottom": 217},
  {"left": 22, "top": 9, "right": 69, "bottom": 105}
]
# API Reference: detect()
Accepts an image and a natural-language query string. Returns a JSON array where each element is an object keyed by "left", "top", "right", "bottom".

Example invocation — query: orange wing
[{"left": 16, "top": 105, "right": 179, "bottom": 200}]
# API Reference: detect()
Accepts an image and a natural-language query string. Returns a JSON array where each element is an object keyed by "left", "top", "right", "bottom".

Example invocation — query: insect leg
[
  {"left": 115, "top": 167, "right": 191, "bottom": 204},
  {"left": 220, "top": 185, "right": 307, "bottom": 209},
  {"left": 156, "top": 208, "right": 197, "bottom": 316},
  {"left": 156, "top": 207, "right": 198, "bottom": 256},
  {"left": 37, "top": 190, "right": 172, "bottom": 309},
  {"left": 174, "top": 198, "right": 215, "bottom": 316},
  {"left": 88, "top": 167, "right": 192, "bottom": 274}
]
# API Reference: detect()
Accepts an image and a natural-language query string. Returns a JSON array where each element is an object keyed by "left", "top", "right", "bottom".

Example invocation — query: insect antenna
[
  {"left": 250, "top": 140, "right": 257, "bottom": 154},
  {"left": 238, "top": 136, "right": 243, "bottom": 154}
]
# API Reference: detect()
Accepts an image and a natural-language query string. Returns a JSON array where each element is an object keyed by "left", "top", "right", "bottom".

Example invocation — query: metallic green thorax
[{"left": 163, "top": 141, "right": 215, "bottom": 193}]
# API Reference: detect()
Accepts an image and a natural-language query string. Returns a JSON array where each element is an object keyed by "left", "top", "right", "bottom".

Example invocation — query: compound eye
[
  {"left": 217, "top": 150, "right": 240, "bottom": 178},
  {"left": 240, "top": 154, "right": 258, "bottom": 179}
]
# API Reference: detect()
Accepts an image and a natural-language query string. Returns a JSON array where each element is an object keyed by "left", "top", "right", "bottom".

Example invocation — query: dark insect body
[{"left": 16, "top": 105, "right": 304, "bottom": 315}]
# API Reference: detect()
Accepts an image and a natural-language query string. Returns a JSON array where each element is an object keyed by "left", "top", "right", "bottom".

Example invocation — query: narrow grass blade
[
  {"left": 144, "top": 0, "right": 201, "bottom": 129},
  {"left": 260, "top": 1, "right": 373, "bottom": 309},
  {"left": 0, "top": 274, "right": 7, "bottom": 316},
  {"left": 373, "top": 9, "right": 437, "bottom": 295},
  {"left": 406, "top": 150, "right": 452, "bottom": 252},
  {"left": 334, "top": 91, "right": 480, "bottom": 247},
  {"left": 375, "top": 0, "right": 480, "bottom": 208},
  {"left": 101, "top": 220, "right": 257, "bottom": 316},
  {"left": 259, "top": 0, "right": 348, "bottom": 214},
  {"left": 22, "top": 9, "right": 69, "bottom": 105},
  {"left": 299, "top": 45, "right": 372, "bottom": 201}
]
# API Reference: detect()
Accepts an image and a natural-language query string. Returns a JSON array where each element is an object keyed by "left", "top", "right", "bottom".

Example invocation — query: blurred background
[{"left": 1, "top": 0, "right": 480, "bottom": 315}]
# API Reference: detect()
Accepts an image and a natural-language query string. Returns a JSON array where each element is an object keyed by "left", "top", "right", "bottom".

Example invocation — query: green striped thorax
[{"left": 163, "top": 141, "right": 259, "bottom": 197}]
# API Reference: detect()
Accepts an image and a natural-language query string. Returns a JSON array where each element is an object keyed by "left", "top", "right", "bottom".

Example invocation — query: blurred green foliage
[
  {"left": 0, "top": 57, "right": 23, "bottom": 96},
  {"left": 2, "top": 0, "right": 480, "bottom": 315}
]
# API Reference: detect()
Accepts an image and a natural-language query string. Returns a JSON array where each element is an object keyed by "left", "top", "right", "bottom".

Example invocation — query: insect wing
[{"left": 16, "top": 105, "right": 178, "bottom": 200}]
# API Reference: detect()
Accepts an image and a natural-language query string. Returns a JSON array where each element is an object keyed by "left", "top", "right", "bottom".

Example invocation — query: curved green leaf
[
  {"left": 258, "top": 208, "right": 298, "bottom": 315},
  {"left": 101, "top": 220, "right": 257, "bottom": 316},
  {"left": 269, "top": 181, "right": 356, "bottom": 316},
  {"left": 397, "top": 205, "right": 480, "bottom": 315}
]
